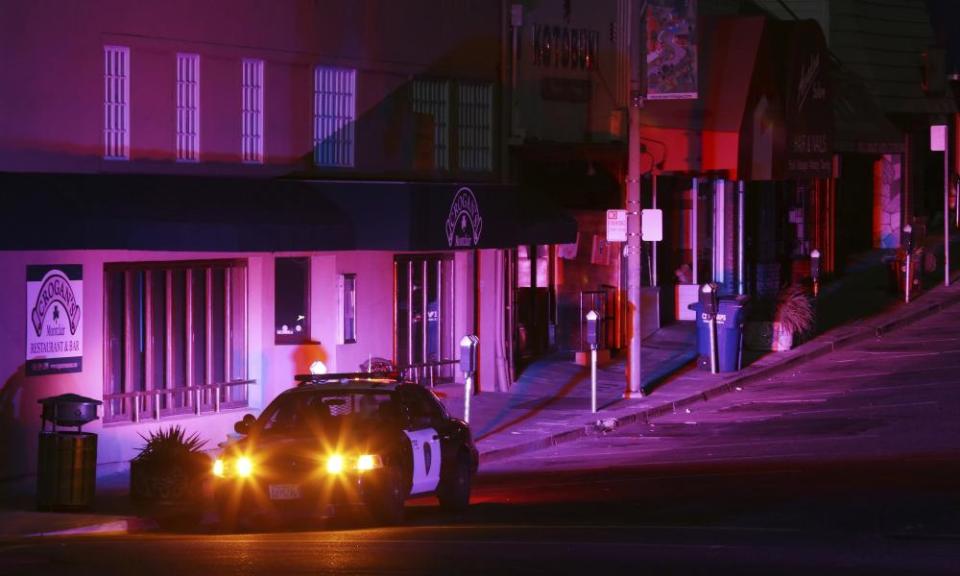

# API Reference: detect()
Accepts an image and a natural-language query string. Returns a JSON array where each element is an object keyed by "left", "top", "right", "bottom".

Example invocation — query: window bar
[
  {"left": 144, "top": 270, "right": 156, "bottom": 420},
  {"left": 393, "top": 261, "right": 399, "bottom": 367},
  {"left": 124, "top": 271, "right": 140, "bottom": 423},
  {"left": 205, "top": 268, "right": 214, "bottom": 412},
  {"left": 165, "top": 269, "right": 173, "bottom": 416},
  {"left": 223, "top": 268, "right": 231, "bottom": 409},
  {"left": 421, "top": 259, "right": 428, "bottom": 375},
  {"left": 185, "top": 269, "right": 199, "bottom": 415},
  {"left": 407, "top": 260, "right": 414, "bottom": 367}
]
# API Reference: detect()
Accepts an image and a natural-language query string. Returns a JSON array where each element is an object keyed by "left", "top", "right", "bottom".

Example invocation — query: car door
[{"left": 398, "top": 387, "right": 442, "bottom": 495}]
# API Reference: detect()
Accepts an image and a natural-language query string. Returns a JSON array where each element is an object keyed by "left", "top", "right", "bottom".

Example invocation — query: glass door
[{"left": 395, "top": 254, "right": 455, "bottom": 384}]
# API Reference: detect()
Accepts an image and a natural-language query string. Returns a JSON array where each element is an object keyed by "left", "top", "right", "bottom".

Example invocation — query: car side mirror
[{"left": 234, "top": 413, "right": 256, "bottom": 435}]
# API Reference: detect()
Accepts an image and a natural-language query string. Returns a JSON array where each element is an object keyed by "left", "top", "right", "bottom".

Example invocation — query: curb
[
  {"left": 478, "top": 285, "right": 960, "bottom": 465},
  {"left": 26, "top": 516, "right": 157, "bottom": 538}
]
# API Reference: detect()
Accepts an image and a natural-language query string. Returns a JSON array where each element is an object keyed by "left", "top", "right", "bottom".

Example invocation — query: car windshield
[{"left": 256, "top": 389, "right": 397, "bottom": 436}]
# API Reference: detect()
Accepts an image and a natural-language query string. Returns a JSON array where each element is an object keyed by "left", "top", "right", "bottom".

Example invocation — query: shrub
[{"left": 775, "top": 283, "right": 815, "bottom": 338}]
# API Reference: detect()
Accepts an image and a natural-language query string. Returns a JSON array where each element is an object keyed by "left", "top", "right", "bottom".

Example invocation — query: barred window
[
  {"left": 104, "top": 260, "right": 249, "bottom": 424},
  {"left": 313, "top": 66, "right": 356, "bottom": 167},
  {"left": 458, "top": 83, "right": 493, "bottom": 171},
  {"left": 241, "top": 59, "right": 264, "bottom": 163},
  {"left": 104, "top": 45, "right": 130, "bottom": 160},
  {"left": 411, "top": 79, "right": 450, "bottom": 170},
  {"left": 176, "top": 53, "right": 200, "bottom": 161}
]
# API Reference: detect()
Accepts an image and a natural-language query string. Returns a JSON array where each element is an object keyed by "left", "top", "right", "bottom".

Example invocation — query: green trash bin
[{"left": 36, "top": 394, "right": 102, "bottom": 511}]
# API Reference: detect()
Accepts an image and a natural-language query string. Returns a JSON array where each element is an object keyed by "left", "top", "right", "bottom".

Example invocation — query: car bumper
[{"left": 213, "top": 469, "right": 391, "bottom": 523}]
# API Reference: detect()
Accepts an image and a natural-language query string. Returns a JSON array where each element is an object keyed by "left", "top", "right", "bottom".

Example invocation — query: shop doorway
[
  {"left": 515, "top": 244, "right": 555, "bottom": 367},
  {"left": 394, "top": 254, "right": 456, "bottom": 385}
]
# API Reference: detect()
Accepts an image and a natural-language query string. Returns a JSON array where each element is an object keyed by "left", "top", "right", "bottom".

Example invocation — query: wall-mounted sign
[
  {"left": 446, "top": 187, "right": 483, "bottom": 248},
  {"left": 532, "top": 25, "right": 599, "bottom": 70},
  {"left": 26, "top": 265, "right": 83, "bottom": 376},
  {"left": 646, "top": 0, "right": 698, "bottom": 100}
]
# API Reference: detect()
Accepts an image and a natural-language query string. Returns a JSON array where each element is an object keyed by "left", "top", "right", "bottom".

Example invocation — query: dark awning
[
  {"left": 831, "top": 60, "right": 905, "bottom": 154},
  {"left": 0, "top": 173, "right": 576, "bottom": 252}
]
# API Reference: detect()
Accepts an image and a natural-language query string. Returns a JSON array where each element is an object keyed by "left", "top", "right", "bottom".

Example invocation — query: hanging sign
[
  {"left": 26, "top": 265, "right": 83, "bottom": 376},
  {"left": 646, "top": 0, "right": 698, "bottom": 100}
]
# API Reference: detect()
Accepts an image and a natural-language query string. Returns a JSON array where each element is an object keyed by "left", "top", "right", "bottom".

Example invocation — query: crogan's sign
[
  {"left": 27, "top": 265, "right": 83, "bottom": 376},
  {"left": 445, "top": 187, "right": 483, "bottom": 248}
]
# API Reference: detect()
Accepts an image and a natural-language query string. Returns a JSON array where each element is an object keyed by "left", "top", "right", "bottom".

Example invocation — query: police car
[{"left": 212, "top": 372, "right": 478, "bottom": 528}]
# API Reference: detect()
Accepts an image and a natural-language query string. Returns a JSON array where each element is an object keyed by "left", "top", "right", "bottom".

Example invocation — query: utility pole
[{"left": 626, "top": 0, "right": 644, "bottom": 396}]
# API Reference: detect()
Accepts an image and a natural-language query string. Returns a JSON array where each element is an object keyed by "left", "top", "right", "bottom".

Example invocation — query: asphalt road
[{"left": 2, "top": 304, "right": 960, "bottom": 575}]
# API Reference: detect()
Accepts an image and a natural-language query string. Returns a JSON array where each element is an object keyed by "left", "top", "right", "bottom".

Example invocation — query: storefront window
[{"left": 103, "top": 260, "right": 248, "bottom": 423}]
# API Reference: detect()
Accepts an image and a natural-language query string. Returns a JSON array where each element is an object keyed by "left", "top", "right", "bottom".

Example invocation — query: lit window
[
  {"left": 339, "top": 273, "right": 357, "bottom": 344},
  {"left": 458, "top": 83, "right": 493, "bottom": 171},
  {"left": 103, "top": 260, "right": 249, "bottom": 423},
  {"left": 275, "top": 257, "right": 310, "bottom": 344},
  {"left": 104, "top": 45, "right": 130, "bottom": 160},
  {"left": 241, "top": 59, "right": 264, "bottom": 163},
  {"left": 411, "top": 79, "right": 450, "bottom": 170},
  {"left": 313, "top": 67, "right": 356, "bottom": 167},
  {"left": 176, "top": 53, "right": 200, "bottom": 161}
]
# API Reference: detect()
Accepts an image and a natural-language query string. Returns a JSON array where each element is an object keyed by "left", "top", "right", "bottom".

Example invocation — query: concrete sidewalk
[{"left": 4, "top": 261, "right": 960, "bottom": 538}]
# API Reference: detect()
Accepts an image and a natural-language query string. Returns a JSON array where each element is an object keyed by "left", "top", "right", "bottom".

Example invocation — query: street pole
[
  {"left": 946, "top": 133, "right": 951, "bottom": 287},
  {"left": 625, "top": 0, "right": 644, "bottom": 396}
]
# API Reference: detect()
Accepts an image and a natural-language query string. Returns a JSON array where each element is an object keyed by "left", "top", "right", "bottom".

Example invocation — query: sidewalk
[{"left": 4, "top": 260, "right": 960, "bottom": 537}]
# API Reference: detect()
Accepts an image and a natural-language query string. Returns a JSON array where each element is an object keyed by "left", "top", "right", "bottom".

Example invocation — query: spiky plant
[
  {"left": 775, "top": 283, "right": 815, "bottom": 338},
  {"left": 134, "top": 425, "right": 206, "bottom": 463}
]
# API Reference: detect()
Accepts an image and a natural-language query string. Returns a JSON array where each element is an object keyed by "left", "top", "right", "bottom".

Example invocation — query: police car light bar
[{"left": 294, "top": 371, "right": 402, "bottom": 385}]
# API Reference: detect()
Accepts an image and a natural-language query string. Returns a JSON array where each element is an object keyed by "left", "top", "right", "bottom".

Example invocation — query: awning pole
[{"left": 738, "top": 180, "right": 746, "bottom": 295}]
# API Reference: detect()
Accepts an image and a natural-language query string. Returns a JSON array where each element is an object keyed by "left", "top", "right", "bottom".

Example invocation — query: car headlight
[
  {"left": 235, "top": 456, "right": 254, "bottom": 478},
  {"left": 213, "top": 458, "right": 226, "bottom": 478},
  {"left": 356, "top": 454, "right": 383, "bottom": 472},
  {"left": 326, "top": 454, "right": 345, "bottom": 474}
]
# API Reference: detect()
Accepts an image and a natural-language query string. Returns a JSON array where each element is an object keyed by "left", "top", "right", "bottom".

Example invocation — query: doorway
[{"left": 395, "top": 254, "right": 456, "bottom": 384}]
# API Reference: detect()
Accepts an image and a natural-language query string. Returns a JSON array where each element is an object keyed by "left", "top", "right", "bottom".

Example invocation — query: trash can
[
  {"left": 690, "top": 296, "right": 747, "bottom": 372},
  {"left": 36, "top": 394, "right": 102, "bottom": 511}
]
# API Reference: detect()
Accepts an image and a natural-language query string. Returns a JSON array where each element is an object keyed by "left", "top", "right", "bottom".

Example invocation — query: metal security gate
[{"left": 394, "top": 254, "right": 455, "bottom": 385}]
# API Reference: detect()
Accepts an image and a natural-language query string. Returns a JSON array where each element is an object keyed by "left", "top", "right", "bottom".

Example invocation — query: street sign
[
  {"left": 931, "top": 124, "right": 947, "bottom": 151},
  {"left": 606, "top": 209, "right": 627, "bottom": 242},
  {"left": 641, "top": 209, "right": 663, "bottom": 241}
]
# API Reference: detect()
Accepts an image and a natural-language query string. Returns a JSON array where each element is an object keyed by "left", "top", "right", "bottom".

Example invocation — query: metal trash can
[
  {"left": 690, "top": 296, "right": 747, "bottom": 372},
  {"left": 36, "top": 394, "right": 103, "bottom": 511}
]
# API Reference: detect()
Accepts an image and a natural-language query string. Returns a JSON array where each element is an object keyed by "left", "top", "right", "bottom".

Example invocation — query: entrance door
[
  {"left": 515, "top": 244, "right": 554, "bottom": 366},
  {"left": 395, "top": 254, "right": 455, "bottom": 385}
]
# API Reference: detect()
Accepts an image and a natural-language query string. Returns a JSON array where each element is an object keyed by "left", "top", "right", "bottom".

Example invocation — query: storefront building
[{"left": 0, "top": 1, "right": 574, "bottom": 480}]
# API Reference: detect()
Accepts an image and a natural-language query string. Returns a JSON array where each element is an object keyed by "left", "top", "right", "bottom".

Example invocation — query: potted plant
[
  {"left": 130, "top": 425, "right": 211, "bottom": 525},
  {"left": 772, "top": 283, "right": 815, "bottom": 350}
]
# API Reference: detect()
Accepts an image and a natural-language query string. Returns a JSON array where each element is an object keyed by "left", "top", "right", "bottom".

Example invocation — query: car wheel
[
  {"left": 369, "top": 467, "right": 405, "bottom": 526},
  {"left": 438, "top": 453, "right": 471, "bottom": 515}
]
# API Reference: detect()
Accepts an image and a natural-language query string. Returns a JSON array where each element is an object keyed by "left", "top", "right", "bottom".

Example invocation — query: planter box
[{"left": 745, "top": 321, "right": 793, "bottom": 351}]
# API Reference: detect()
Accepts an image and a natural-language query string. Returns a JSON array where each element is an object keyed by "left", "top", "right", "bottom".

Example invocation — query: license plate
[{"left": 268, "top": 484, "right": 301, "bottom": 500}]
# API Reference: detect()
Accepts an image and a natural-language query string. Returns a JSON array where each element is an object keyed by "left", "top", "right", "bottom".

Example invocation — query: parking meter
[
  {"left": 700, "top": 283, "right": 720, "bottom": 374},
  {"left": 459, "top": 335, "right": 479, "bottom": 375},
  {"left": 585, "top": 310, "right": 599, "bottom": 351},
  {"left": 459, "top": 335, "right": 479, "bottom": 423},
  {"left": 585, "top": 311, "right": 599, "bottom": 413},
  {"left": 810, "top": 249, "right": 821, "bottom": 297},
  {"left": 902, "top": 224, "right": 914, "bottom": 303},
  {"left": 902, "top": 224, "right": 913, "bottom": 253},
  {"left": 699, "top": 283, "right": 719, "bottom": 317}
]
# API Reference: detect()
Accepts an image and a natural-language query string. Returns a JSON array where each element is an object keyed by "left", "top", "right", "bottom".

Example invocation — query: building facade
[{"left": 0, "top": 0, "right": 574, "bottom": 480}]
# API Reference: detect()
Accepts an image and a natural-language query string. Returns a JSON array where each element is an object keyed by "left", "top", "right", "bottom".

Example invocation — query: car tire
[
  {"left": 369, "top": 467, "right": 405, "bottom": 526},
  {"left": 438, "top": 453, "right": 471, "bottom": 515}
]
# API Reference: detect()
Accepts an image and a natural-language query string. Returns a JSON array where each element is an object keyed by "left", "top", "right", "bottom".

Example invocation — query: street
[{"left": 3, "top": 304, "right": 960, "bottom": 575}]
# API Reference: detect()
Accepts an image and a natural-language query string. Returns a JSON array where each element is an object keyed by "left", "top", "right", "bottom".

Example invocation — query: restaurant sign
[{"left": 26, "top": 265, "right": 83, "bottom": 376}]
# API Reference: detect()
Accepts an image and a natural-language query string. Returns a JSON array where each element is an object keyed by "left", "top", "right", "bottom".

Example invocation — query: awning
[
  {"left": 638, "top": 16, "right": 767, "bottom": 177},
  {"left": 0, "top": 173, "right": 577, "bottom": 252},
  {"left": 831, "top": 60, "right": 905, "bottom": 154}
]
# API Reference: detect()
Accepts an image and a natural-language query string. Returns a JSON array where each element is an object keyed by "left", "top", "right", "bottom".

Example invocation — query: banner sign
[
  {"left": 26, "top": 265, "right": 83, "bottom": 376},
  {"left": 646, "top": 0, "right": 698, "bottom": 100}
]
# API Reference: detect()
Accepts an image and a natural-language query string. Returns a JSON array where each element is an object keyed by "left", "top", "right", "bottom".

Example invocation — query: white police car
[{"left": 212, "top": 372, "right": 478, "bottom": 528}]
